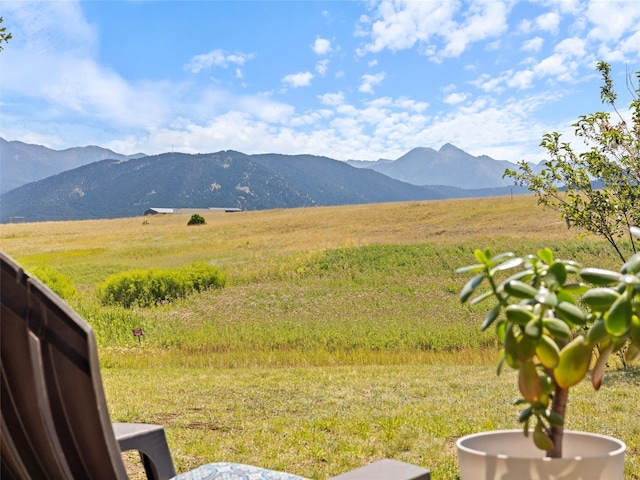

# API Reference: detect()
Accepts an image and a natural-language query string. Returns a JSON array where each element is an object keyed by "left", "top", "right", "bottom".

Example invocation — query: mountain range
[
  {"left": 0, "top": 137, "right": 145, "bottom": 194},
  {"left": 0, "top": 138, "right": 533, "bottom": 223}
]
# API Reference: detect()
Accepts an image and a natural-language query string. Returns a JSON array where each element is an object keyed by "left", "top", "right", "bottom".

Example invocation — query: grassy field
[{"left": 1, "top": 195, "right": 638, "bottom": 479}]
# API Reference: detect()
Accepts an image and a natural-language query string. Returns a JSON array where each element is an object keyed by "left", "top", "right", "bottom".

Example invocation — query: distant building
[{"left": 144, "top": 207, "right": 242, "bottom": 216}]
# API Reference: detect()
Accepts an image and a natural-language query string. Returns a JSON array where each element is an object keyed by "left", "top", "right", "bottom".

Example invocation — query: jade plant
[{"left": 457, "top": 227, "right": 640, "bottom": 458}]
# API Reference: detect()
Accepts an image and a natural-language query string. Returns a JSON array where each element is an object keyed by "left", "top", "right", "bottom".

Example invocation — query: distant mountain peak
[{"left": 439, "top": 143, "right": 464, "bottom": 153}]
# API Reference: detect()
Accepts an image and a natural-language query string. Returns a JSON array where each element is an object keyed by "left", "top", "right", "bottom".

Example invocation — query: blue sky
[{"left": 1, "top": 1, "right": 639, "bottom": 163}]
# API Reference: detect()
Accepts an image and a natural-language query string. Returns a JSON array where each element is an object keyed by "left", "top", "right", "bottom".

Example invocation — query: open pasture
[{"left": 1, "top": 195, "right": 637, "bottom": 478}]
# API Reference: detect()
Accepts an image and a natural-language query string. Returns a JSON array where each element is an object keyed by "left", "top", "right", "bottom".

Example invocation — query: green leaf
[
  {"left": 542, "top": 317, "right": 572, "bottom": 340},
  {"left": 536, "top": 335, "right": 560, "bottom": 368},
  {"left": 490, "top": 257, "right": 523, "bottom": 274},
  {"left": 580, "top": 268, "right": 622, "bottom": 286},
  {"left": 474, "top": 249, "right": 489, "bottom": 264},
  {"left": 505, "top": 304, "right": 534, "bottom": 326},
  {"left": 460, "top": 274, "right": 484, "bottom": 303},
  {"left": 504, "top": 325, "right": 521, "bottom": 369},
  {"left": 545, "top": 262, "right": 567, "bottom": 289},
  {"left": 537, "top": 248, "right": 554, "bottom": 265},
  {"left": 555, "top": 301, "right": 587, "bottom": 325},
  {"left": 605, "top": 292, "right": 632, "bottom": 336},
  {"left": 524, "top": 317, "right": 543, "bottom": 339},
  {"left": 544, "top": 409, "right": 564, "bottom": 427},
  {"left": 519, "top": 360, "right": 541, "bottom": 402},
  {"left": 586, "top": 318, "right": 608, "bottom": 346},
  {"left": 455, "top": 263, "right": 486, "bottom": 274},
  {"left": 621, "top": 253, "right": 640, "bottom": 274},
  {"left": 481, "top": 304, "right": 501, "bottom": 331},
  {"left": 555, "top": 336, "right": 592, "bottom": 388},
  {"left": 582, "top": 288, "right": 620, "bottom": 312},
  {"left": 535, "top": 290, "right": 558, "bottom": 308},
  {"left": 489, "top": 252, "right": 516, "bottom": 264},
  {"left": 469, "top": 289, "right": 495, "bottom": 306},
  {"left": 504, "top": 280, "right": 538, "bottom": 299},
  {"left": 592, "top": 342, "right": 614, "bottom": 390},
  {"left": 518, "top": 406, "right": 533, "bottom": 423},
  {"left": 533, "top": 422, "right": 554, "bottom": 451}
]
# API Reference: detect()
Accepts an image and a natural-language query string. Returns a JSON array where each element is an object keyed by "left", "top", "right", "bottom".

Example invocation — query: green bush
[
  {"left": 31, "top": 266, "right": 77, "bottom": 299},
  {"left": 187, "top": 214, "right": 206, "bottom": 226},
  {"left": 98, "top": 263, "right": 226, "bottom": 308}
]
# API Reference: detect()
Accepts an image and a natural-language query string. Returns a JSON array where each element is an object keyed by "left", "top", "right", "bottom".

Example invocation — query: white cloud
[
  {"left": 312, "top": 37, "right": 332, "bottom": 55},
  {"left": 535, "top": 12, "right": 560, "bottom": 34},
  {"left": 586, "top": 0, "right": 640, "bottom": 41},
  {"left": 319, "top": 92, "right": 345, "bottom": 106},
  {"left": 357, "top": 0, "right": 511, "bottom": 61},
  {"left": 522, "top": 36, "right": 544, "bottom": 52},
  {"left": 443, "top": 92, "right": 467, "bottom": 105},
  {"left": 316, "top": 59, "right": 329, "bottom": 76},
  {"left": 282, "top": 71, "right": 314, "bottom": 88},
  {"left": 359, "top": 72, "right": 386, "bottom": 94},
  {"left": 185, "top": 49, "right": 254, "bottom": 73}
]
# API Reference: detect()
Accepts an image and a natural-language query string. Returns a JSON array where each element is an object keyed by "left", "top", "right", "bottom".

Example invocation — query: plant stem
[{"left": 547, "top": 385, "right": 569, "bottom": 458}]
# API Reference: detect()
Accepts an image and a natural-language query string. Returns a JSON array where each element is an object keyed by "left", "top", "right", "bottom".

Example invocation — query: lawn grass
[{"left": 1, "top": 195, "right": 638, "bottom": 478}]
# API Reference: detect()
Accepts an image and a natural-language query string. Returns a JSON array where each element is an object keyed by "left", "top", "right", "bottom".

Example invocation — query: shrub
[
  {"left": 31, "top": 266, "right": 77, "bottom": 299},
  {"left": 98, "top": 263, "right": 226, "bottom": 308},
  {"left": 187, "top": 214, "right": 206, "bottom": 226}
]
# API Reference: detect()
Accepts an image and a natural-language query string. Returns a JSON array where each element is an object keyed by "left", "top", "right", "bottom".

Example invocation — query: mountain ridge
[
  {"left": 0, "top": 149, "right": 530, "bottom": 223},
  {"left": 0, "top": 137, "right": 146, "bottom": 194}
]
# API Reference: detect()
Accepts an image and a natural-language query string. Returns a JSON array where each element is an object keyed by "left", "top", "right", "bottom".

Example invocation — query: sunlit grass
[{"left": 1, "top": 196, "right": 638, "bottom": 478}]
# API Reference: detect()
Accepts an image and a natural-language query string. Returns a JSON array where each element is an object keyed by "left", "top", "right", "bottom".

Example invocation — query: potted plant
[{"left": 455, "top": 227, "right": 640, "bottom": 479}]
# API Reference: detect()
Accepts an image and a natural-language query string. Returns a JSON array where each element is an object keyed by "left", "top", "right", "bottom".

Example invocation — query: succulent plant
[{"left": 457, "top": 227, "right": 640, "bottom": 458}]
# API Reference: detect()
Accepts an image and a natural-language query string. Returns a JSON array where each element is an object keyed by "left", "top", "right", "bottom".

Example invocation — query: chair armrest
[
  {"left": 328, "top": 459, "right": 430, "bottom": 480},
  {"left": 113, "top": 422, "right": 177, "bottom": 480}
]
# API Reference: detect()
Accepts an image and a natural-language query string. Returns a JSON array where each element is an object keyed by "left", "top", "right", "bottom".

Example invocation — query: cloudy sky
[{"left": 1, "top": 1, "right": 639, "bottom": 163}]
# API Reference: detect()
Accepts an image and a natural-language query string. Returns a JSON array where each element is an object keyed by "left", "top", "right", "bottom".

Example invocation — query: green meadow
[{"left": 1, "top": 196, "right": 638, "bottom": 479}]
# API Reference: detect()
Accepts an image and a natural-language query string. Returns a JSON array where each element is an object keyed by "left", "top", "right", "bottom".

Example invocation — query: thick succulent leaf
[
  {"left": 489, "top": 252, "right": 516, "bottom": 264},
  {"left": 540, "top": 374, "right": 555, "bottom": 395},
  {"left": 481, "top": 304, "right": 501, "bottom": 331},
  {"left": 580, "top": 268, "right": 622, "bottom": 286},
  {"left": 542, "top": 317, "right": 572, "bottom": 340},
  {"left": 490, "top": 257, "right": 523, "bottom": 274},
  {"left": 518, "top": 406, "right": 533, "bottom": 423},
  {"left": 524, "top": 317, "right": 543, "bottom": 339},
  {"left": 516, "top": 334, "right": 538, "bottom": 362},
  {"left": 586, "top": 318, "right": 608, "bottom": 346},
  {"left": 582, "top": 288, "right": 620, "bottom": 312},
  {"left": 504, "top": 280, "right": 538, "bottom": 299},
  {"left": 537, "top": 248, "right": 555, "bottom": 265},
  {"left": 469, "top": 289, "right": 495, "bottom": 306},
  {"left": 504, "top": 325, "right": 521, "bottom": 368},
  {"left": 555, "top": 336, "right": 592, "bottom": 389},
  {"left": 505, "top": 304, "right": 534, "bottom": 326},
  {"left": 605, "top": 292, "right": 632, "bottom": 336},
  {"left": 474, "top": 249, "right": 490, "bottom": 264},
  {"left": 621, "top": 253, "right": 640, "bottom": 274},
  {"left": 592, "top": 342, "right": 614, "bottom": 390},
  {"left": 535, "top": 290, "right": 558, "bottom": 308},
  {"left": 545, "top": 262, "right": 567, "bottom": 289},
  {"left": 544, "top": 409, "right": 564, "bottom": 427},
  {"left": 555, "top": 301, "right": 587, "bottom": 325},
  {"left": 533, "top": 422, "right": 554, "bottom": 451},
  {"left": 460, "top": 274, "right": 485, "bottom": 303},
  {"left": 536, "top": 335, "right": 560, "bottom": 369},
  {"left": 455, "top": 263, "right": 486, "bottom": 274},
  {"left": 627, "top": 316, "right": 640, "bottom": 361},
  {"left": 519, "top": 360, "right": 541, "bottom": 402}
]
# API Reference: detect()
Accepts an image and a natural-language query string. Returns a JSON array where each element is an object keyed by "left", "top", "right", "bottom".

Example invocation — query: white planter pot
[{"left": 456, "top": 430, "right": 626, "bottom": 480}]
